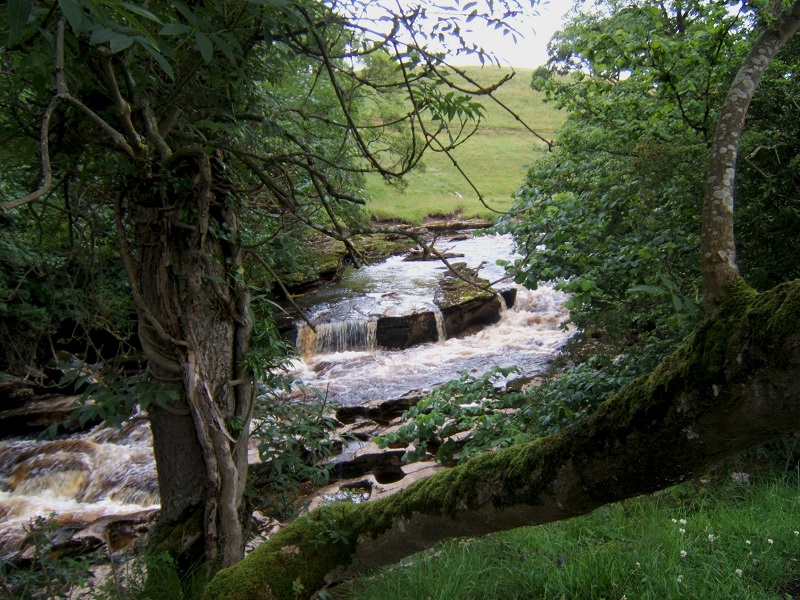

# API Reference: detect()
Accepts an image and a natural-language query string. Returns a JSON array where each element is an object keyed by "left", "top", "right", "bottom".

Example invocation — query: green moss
[
  {"left": 433, "top": 267, "right": 494, "bottom": 307},
  {"left": 203, "top": 504, "right": 358, "bottom": 600}
]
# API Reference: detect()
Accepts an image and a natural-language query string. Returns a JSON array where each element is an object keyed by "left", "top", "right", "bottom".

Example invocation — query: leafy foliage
[
  {"left": 56, "top": 358, "right": 177, "bottom": 431},
  {"left": 376, "top": 366, "right": 530, "bottom": 466},
  {"left": 378, "top": 348, "right": 668, "bottom": 468},
  {"left": 0, "top": 205, "right": 134, "bottom": 377},
  {"left": 735, "top": 34, "right": 800, "bottom": 290},
  {"left": 249, "top": 381, "right": 342, "bottom": 521},
  {"left": 496, "top": 0, "right": 751, "bottom": 353},
  {"left": 520, "top": 348, "right": 665, "bottom": 436}
]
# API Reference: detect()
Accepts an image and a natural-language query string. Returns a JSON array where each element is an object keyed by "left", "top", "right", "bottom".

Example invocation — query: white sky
[{"left": 446, "top": 1, "right": 573, "bottom": 69}]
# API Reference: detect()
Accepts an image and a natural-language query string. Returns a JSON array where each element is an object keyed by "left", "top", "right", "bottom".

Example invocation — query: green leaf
[
  {"left": 195, "top": 31, "right": 213, "bottom": 63},
  {"left": 90, "top": 26, "right": 115, "bottom": 44},
  {"left": 109, "top": 31, "right": 134, "bottom": 52},
  {"left": 46, "top": 422, "right": 60, "bottom": 439},
  {"left": 7, "top": 0, "right": 32, "bottom": 44},
  {"left": 121, "top": 2, "right": 162, "bottom": 24},
  {"left": 627, "top": 284, "right": 661, "bottom": 295},
  {"left": 159, "top": 22, "right": 191, "bottom": 36},
  {"left": 139, "top": 38, "right": 174, "bottom": 78},
  {"left": 59, "top": 0, "right": 86, "bottom": 34},
  {"left": 211, "top": 32, "right": 237, "bottom": 66},
  {"left": 173, "top": 1, "right": 202, "bottom": 28}
]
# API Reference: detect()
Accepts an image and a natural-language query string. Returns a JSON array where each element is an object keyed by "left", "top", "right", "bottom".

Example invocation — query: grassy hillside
[{"left": 364, "top": 66, "right": 565, "bottom": 224}]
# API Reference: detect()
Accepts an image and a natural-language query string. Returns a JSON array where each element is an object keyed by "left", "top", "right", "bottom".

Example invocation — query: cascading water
[
  {"left": 297, "top": 319, "right": 378, "bottom": 358},
  {"left": 290, "top": 284, "right": 569, "bottom": 405},
  {"left": 289, "top": 233, "right": 572, "bottom": 404},
  {"left": 433, "top": 309, "right": 447, "bottom": 343},
  {"left": 0, "top": 416, "right": 158, "bottom": 551},
  {"left": 0, "top": 232, "right": 571, "bottom": 552}
]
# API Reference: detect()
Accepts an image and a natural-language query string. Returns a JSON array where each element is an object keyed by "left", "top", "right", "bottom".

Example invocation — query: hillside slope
[{"left": 365, "top": 66, "right": 564, "bottom": 224}]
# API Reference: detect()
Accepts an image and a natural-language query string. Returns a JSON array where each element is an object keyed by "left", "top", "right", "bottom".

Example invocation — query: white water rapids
[
  {"left": 291, "top": 284, "right": 569, "bottom": 405},
  {"left": 0, "top": 418, "right": 159, "bottom": 551},
  {"left": 0, "top": 233, "right": 571, "bottom": 551}
]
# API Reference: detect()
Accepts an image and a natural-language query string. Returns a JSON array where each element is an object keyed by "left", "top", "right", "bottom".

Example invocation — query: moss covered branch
[{"left": 205, "top": 278, "right": 800, "bottom": 600}]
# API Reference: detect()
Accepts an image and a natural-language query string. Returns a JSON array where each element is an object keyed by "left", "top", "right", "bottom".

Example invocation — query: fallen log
[{"left": 204, "top": 278, "right": 800, "bottom": 600}]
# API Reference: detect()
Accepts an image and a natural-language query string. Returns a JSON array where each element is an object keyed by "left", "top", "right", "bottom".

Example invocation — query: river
[{"left": 0, "top": 232, "right": 571, "bottom": 551}]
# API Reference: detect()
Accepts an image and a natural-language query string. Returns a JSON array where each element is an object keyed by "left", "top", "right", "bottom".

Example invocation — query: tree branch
[
  {"left": 700, "top": 0, "right": 800, "bottom": 313},
  {"left": 0, "top": 98, "right": 57, "bottom": 211}
]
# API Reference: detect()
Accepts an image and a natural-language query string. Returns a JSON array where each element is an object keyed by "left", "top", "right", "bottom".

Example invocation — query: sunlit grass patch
[
  {"left": 366, "top": 66, "right": 564, "bottom": 224},
  {"left": 330, "top": 475, "right": 800, "bottom": 599}
]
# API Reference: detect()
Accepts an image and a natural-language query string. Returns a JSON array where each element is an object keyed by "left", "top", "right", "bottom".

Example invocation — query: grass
[
  {"left": 364, "top": 66, "right": 565, "bottom": 224},
  {"left": 330, "top": 474, "right": 800, "bottom": 599}
]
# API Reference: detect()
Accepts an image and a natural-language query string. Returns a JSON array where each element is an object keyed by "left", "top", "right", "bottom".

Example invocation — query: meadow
[{"left": 364, "top": 66, "right": 565, "bottom": 224}]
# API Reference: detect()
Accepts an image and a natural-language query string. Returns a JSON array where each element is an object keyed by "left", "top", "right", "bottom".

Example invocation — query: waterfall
[
  {"left": 497, "top": 292, "right": 508, "bottom": 313},
  {"left": 433, "top": 309, "right": 446, "bottom": 343},
  {"left": 297, "top": 319, "right": 378, "bottom": 358},
  {"left": 0, "top": 233, "right": 573, "bottom": 551}
]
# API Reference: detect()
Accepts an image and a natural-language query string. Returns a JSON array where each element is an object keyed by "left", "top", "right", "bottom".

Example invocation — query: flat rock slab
[
  {"left": 310, "top": 460, "right": 445, "bottom": 512},
  {"left": 335, "top": 391, "right": 426, "bottom": 424}
]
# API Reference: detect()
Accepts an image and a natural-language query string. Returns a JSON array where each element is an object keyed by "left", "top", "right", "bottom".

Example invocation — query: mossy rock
[{"left": 433, "top": 263, "right": 494, "bottom": 308}]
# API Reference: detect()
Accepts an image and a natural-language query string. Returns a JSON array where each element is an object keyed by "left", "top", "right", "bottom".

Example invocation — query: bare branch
[
  {"left": 0, "top": 98, "right": 57, "bottom": 212},
  {"left": 249, "top": 252, "right": 315, "bottom": 332},
  {"left": 98, "top": 47, "right": 142, "bottom": 149}
]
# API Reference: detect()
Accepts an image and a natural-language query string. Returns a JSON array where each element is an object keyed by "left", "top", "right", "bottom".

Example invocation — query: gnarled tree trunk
[{"left": 121, "top": 154, "right": 254, "bottom": 569}]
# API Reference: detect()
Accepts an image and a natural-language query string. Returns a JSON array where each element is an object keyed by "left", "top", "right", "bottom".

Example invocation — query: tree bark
[
  {"left": 700, "top": 0, "right": 800, "bottom": 313},
  {"left": 125, "top": 158, "right": 254, "bottom": 569},
  {"left": 204, "top": 278, "right": 800, "bottom": 600}
]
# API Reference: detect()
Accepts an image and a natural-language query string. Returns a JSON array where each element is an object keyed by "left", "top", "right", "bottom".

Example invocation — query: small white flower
[
  {"left": 677, "top": 575, "right": 684, "bottom": 584},
  {"left": 679, "top": 550, "right": 687, "bottom": 559},
  {"left": 746, "top": 540, "right": 752, "bottom": 545},
  {"left": 767, "top": 538, "right": 774, "bottom": 545},
  {"left": 679, "top": 519, "right": 687, "bottom": 525},
  {"left": 735, "top": 569, "right": 743, "bottom": 577},
  {"left": 636, "top": 562, "right": 641, "bottom": 569},
  {"left": 708, "top": 534, "right": 717, "bottom": 543},
  {"left": 679, "top": 528, "right": 686, "bottom": 534},
  {"left": 672, "top": 518, "right": 678, "bottom": 524},
  {"left": 794, "top": 531, "right": 799, "bottom": 536}
]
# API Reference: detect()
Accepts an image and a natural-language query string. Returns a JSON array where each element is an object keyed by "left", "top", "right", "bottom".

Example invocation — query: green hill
[{"left": 364, "top": 66, "right": 565, "bottom": 224}]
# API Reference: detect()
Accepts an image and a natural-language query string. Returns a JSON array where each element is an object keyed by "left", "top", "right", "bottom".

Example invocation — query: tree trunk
[
  {"left": 204, "top": 278, "right": 800, "bottom": 600},
  {"left": 701, "top": 0, "right": 800, "bottom": 313},
  {"left": 124, "top": 155, "right": 254, "bottom": 569}
]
